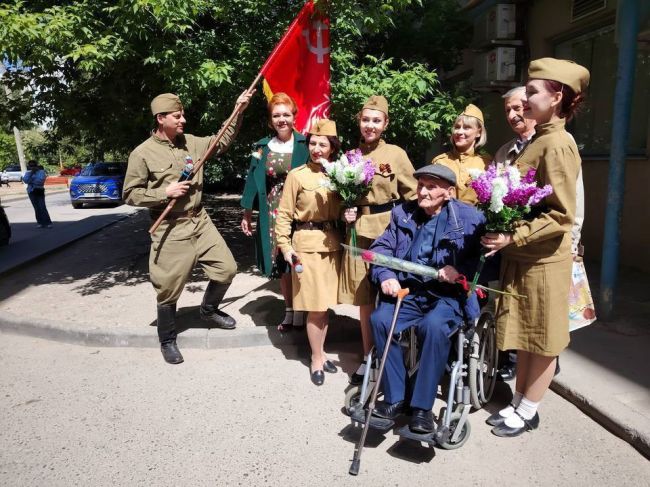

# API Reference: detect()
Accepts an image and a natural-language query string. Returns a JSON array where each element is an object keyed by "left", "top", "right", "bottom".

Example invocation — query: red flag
[{"left": 260, "top": 1, "right": 330, "bottom": 134}]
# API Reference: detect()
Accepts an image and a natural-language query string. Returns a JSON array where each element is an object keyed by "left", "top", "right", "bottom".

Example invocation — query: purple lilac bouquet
[
  {"left": 321, "top": 149, "right": 375, "bottom": 206},
  {"left": 468, "top": 165, "right": 553, "bottom": 232}
]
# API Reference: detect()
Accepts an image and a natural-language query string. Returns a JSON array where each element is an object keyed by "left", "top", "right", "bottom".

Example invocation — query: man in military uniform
[{"left": 124, "top": 90, "right": 253, "bottom": 364}]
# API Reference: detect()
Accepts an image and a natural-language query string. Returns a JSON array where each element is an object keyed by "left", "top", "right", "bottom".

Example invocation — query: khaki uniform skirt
[
  {"left": 293, "top": 250, "right": 342, "bottom": 312},
  {"left": 496, "top": 256, "right": 572, "bottom": 356},
  {"left": 339, "top": 234, "right": 376, "bottom": 306}
]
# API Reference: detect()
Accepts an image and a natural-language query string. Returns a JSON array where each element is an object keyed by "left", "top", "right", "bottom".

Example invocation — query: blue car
[{"left": 69, "top": 162, "right": 127, "bottom": 209}]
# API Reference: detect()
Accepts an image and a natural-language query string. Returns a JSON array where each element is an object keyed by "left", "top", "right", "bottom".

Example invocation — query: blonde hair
[{"left": 450, "top": 114, "right": 487, "bottom": 150}]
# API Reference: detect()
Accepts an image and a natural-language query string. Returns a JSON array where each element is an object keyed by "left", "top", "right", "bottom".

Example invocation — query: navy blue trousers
[
  {"left": 28, "top": 190, "right": 52, "bottom": 226},
  {"left": 371, "top": 293, "right": 462, "bottom": 411}
]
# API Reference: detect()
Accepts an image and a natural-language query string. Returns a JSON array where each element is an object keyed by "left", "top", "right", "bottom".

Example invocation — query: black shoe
[
  {"left": 323, "top": 360, "right": 337, "bottom": 374},
  {"left": 498, "top": 363, "right": 516, "bottom": 381},
  {"left": 491, "top": 412, "right": 540, "bottom": 437},
  {"left": 372, "top": 400, "right": 405, "bottom": 420},
  {"left": 486, "top": 411, "right": 508, "bottom": 427},
  {"left": 311, "top": 370, "right": 325, "bottom": 386},
  {"left": 160, "top": 341, "right": 184, "bottom": 364},
  {"left": 409, "top": 408, "right": 434, "bottom": 434},
  {"left": 200, "top": 306, "right": 236, "bottom": 329},
  {"left": 554, "top": 357, "right": 561, "bottom": 376}
]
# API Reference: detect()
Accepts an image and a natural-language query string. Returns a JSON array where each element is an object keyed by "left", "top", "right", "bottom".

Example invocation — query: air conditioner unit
[
  {"left": 473, "top": 47, "right": 517, "bottom": 84},
  {"left": 473, "top": 4, "right": 517, "bottom": 48}
]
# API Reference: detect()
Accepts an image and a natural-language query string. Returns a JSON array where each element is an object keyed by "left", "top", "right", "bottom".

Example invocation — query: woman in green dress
[{"left": 240, "top": 93, "right": 309, "bottom": 331}]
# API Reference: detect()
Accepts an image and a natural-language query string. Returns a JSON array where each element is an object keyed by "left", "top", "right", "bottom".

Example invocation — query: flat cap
[
  {"left": 362, "top": 95, "right": 389, "bottom": 116},
  {"left": 308, "top": 119, "right": 337, "bottom": 137},
  {"left": 414, "top": 164, "right": 457, "bottom": 186},
  {"left": 528, "top": 57, "right": 590, "bottom": 94},
  {"left": 461, "top": 104, "right": 484, "bottom": 124},
  {"left": 151, "top": 93, "right": 183, "bottom": 115}
]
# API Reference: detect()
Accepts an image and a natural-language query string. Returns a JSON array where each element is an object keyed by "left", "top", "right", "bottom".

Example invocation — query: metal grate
[
  {"left": 76, "top": 183, "right": 108, "bottom": 193},
  {"left": 571, "top": 0, "right": 606, "bottom": 22}
]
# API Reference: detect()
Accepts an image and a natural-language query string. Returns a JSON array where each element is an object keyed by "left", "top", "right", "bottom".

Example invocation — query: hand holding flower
[
  {"left": 343, "top": 207, "right": 358, "bottom": 224},
  {"left": 481, "top": 232, "right": 514, "bottom": 257}
]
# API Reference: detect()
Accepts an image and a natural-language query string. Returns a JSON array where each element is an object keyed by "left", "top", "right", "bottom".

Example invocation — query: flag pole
[{"left": 148, "top": 2, "right": 313, "bottom": 234}]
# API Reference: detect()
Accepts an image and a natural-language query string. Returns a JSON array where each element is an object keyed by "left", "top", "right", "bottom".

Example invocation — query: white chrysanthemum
[
  {"left": 506, "top": 166, "right": 520, "bottom": 188},
  {"left": 489, "top": 177, "right": 508, "bottom": 213},
  {"left": 467, "top": 168, "right": 484, "bottom": 180}
]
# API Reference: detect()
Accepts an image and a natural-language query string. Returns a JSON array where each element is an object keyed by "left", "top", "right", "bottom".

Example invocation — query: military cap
[
  {"left": 362, "top": 95, "right": 389, "bottom": 116},
  {"left": 151, "top": 93, "right": 184, "bottom": 115},
  {"left": 528, "top": 57, "right": 590, "bottom": 94},
  {"left": 413, "top": 164, "right": 457, "bottom": 186},
  {"left": 461, "top": 104, "right": 484, "bottom": 125},
  {"left": 308, "top": 119, "right": 337, "bottom": 137}
]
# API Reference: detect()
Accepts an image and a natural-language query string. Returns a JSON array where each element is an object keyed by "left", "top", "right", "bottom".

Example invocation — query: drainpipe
[{"left": 599, "top": 0, "right": 641, "bottom": 320}]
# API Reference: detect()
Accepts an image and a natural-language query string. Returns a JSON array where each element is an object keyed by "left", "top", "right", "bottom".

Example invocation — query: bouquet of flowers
[
  {"left": 468, "top": 165, "right": 553, "bottom": 232},
  {"left": 321, "top": 149, "right": 375, "bottom": 245}
]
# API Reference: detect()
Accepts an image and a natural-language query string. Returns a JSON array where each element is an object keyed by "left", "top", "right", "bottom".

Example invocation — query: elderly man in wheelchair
[{"left": 368, "top": 164, "right": 486, "bottom": 435}]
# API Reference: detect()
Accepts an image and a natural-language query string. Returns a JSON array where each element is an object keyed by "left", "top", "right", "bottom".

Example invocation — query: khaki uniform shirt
[
  {"left": 275, "top": 162, "right": 342, "bottom": 254},
  {"left": 503, "top": 119, "right": 580, "bottom": 263},
  {"left": 432, "top": 149, "right": 491, "bottom": 205},
  {"left": 123, "top": 115, "right": 242, "bottom": 239},
  {"left": 354, "top": 140, "right": 417, "bottom": 239}
]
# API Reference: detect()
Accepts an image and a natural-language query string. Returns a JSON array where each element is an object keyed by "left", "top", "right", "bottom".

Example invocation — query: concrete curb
[
  {"left": 0, "top": 188, "right": 69, "bottom": 203},
  {"left": 0, "top": 310, "right": 361, "bottom": 350},
  {"left": 550, "top": 378, "right": 650, "bottom": 459}
]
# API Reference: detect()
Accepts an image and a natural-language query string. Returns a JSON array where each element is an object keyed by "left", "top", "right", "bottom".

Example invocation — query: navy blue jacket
[{"left": 369, "top": 199, "right": 487, "bottom": 318}]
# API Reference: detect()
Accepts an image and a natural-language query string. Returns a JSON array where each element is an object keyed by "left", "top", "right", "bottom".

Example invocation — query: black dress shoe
[
  {"left": 498, "top": 363, "right": 516, "bottom": 381},
  {"left": 486, "top": 403, "right": 516, "bottom": 426},
  {"left": 410, "top": 408, "right": 434, "bottom": 434},
  {"left": 323, "top": 360, "right": 337, "bottom": 373},
  {"left": 491, "top": 412, "right": 540, "bottom": 437},
  {"left": 200, "top": 306, "right": 236, "bottom": 329},
  {"left": 311, "top": 370, "right": 325, "bottom": 386},
  {"left": 372, "top": 400, "right": 405, "bottom": 420},
  {"left": 160, "top": 341, "right": 184, "bottom": 364}
]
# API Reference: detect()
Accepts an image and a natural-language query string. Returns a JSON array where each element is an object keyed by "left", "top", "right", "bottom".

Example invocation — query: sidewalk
[{"left": 0, "top": 197, "right": 647, "bottom": 457}]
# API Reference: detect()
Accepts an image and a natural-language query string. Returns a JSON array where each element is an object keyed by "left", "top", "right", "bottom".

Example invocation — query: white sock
[
  {"left": 355, "top": 361, "right": 367, "bottom": 375},
  {"left": 280, "top": 308, "right": 293, "bottom": 325},
  {"left": 516, "top": 397, "right": 539, "bottom": 421},
  {"left": 497, "top": 391, "right": 523, "bottom": 418}
]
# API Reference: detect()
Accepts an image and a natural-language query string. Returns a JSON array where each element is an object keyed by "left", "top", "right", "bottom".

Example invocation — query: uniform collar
[
  {"left": 360, "top": 138, "right": 385, "bottom": 154},
  {"left": 452, "top": 147, "right": 476, "bottom": 160},
  {"left": 533, "top": 119, "right": 566, "bottom": 138},
  {"left": 151, "top": 131, "right": 185, "bottom": 148}
]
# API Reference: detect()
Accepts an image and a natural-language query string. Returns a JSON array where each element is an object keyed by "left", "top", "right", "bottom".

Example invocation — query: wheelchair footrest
[
  {"left": 350, "top": 408, "right": 395, "bottom": 432},
  {"left": 396, "top": 425, "right": 436, "bottom": 445}
]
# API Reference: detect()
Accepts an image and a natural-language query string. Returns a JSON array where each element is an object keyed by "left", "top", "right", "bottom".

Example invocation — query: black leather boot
[
  {"left": 157, "top": 303, "right": 184, "bottom": 364},
  {"left": 200, "top": 281, "right": 236, "bottom": 329}
]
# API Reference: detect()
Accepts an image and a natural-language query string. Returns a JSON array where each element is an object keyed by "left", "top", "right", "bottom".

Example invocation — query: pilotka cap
[
  {"left": 308, "top": 119, "right": 337, "bottom": 137},
  {"left": 413, "top": 164, "right": 457, "bottom": 186},
  {"left": 362, "top": 95, "right": 389, "bottom": 117},
  {"left": 528, "top": 58, "right": 590, "bottom": 94},
  {"left": 151, "top": 93, "right": 184, "bottom": 115},
  {"left": 461, "top": 104, "right": 484, "bottom": 125}
]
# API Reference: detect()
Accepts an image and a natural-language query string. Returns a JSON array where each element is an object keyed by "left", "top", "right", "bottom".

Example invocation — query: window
[{"left": 556, "top": 26, "right": 650, "bottom": 156}]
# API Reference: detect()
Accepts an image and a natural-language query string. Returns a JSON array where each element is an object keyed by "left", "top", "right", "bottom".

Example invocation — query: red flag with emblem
[{"left": 260, "top": 1, "right": 330, "bottom": 133}]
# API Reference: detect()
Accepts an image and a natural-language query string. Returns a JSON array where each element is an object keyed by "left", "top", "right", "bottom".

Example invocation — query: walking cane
[{"left": 349, "top": 287, "right": 410, "bottom": 476}]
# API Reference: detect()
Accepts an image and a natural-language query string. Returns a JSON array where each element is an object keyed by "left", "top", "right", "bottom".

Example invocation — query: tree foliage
[{"left": 0, "top": 0, "right": 471, "bottom": 186}]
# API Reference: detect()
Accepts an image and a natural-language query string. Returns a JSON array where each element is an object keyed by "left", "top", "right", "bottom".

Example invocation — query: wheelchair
[{"left": 345, "top": 294, "right": 498, "bottom": 454}]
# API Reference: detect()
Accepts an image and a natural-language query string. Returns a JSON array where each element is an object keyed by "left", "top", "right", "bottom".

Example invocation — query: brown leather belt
[
  {"left": 294, "top": 220, "right": 337, "bottom": 231},
  {"left": 150, "top": 205, "right": 203, "bottom": 220},
  {"left": 359, "top": 200, "right": 400, "bottom": 216}
]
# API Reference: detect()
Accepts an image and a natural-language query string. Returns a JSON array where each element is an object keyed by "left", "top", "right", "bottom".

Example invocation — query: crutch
[{"left": 349, "top": 287, "right": 410, "bottom": 476}]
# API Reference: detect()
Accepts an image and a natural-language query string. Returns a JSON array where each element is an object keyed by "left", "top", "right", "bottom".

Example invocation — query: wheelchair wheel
[
  {"left": 468, "top": 311, "right": 498, "bottom": 409},
  {"left": 437, "top": 412, "right": 471, "bottom": 450},
  {"left": 344, "top": 386, "right": 362, "bottom": 416}
]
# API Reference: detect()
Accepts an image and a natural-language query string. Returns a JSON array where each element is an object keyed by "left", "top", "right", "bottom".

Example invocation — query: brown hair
[
  {"left": 540, "top": 80, "right": 584, "bottom": 121},
  {"left": 305, "top": 134, "right": 341, "bottom": 159}
]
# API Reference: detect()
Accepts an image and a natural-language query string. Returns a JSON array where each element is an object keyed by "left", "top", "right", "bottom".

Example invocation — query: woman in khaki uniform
[
  {"left": 275, "top": 119, "right": 343, "bottom": 386},
  {"left": 431, "top": 104, "right": 491, "bottom": 205},
  {"left": 482, "top": 58, "right": 590, "bottom": 437},
  {"left": 339, "top": 96, "right": 417, "bottom": 384}
]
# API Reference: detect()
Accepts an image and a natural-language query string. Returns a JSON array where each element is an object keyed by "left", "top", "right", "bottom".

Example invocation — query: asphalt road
[{"left": 1, "top": 334, "right": 647, "bottom": 486}]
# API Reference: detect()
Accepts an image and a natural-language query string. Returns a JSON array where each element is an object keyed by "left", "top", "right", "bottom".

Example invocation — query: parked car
[
  {"left": 69, "top": 162, "right": 127, "bottom": 209},
  {"left": 60, "top": 165, "right": 82, "bottom": 177},
  {"left": 0, "top": 197, "right": 10, "bottom": 245},
  {"left": 1, "top": 164, "right": 24, "bottom": 183}
]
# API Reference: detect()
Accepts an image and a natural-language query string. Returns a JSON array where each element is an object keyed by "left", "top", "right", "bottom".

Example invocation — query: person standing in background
[{"left": 22, "top": 160, "right": 52, "bottom": 229}]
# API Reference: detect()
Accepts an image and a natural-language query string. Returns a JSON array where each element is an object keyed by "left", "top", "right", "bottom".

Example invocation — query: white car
[{"left": 1, "top": 165, "right": 24, "bottom": 183}]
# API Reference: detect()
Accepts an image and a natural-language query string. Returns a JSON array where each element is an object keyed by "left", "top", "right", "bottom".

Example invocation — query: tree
[{"left": 0, "top": 0, "right": 471, "bottom": 187}]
